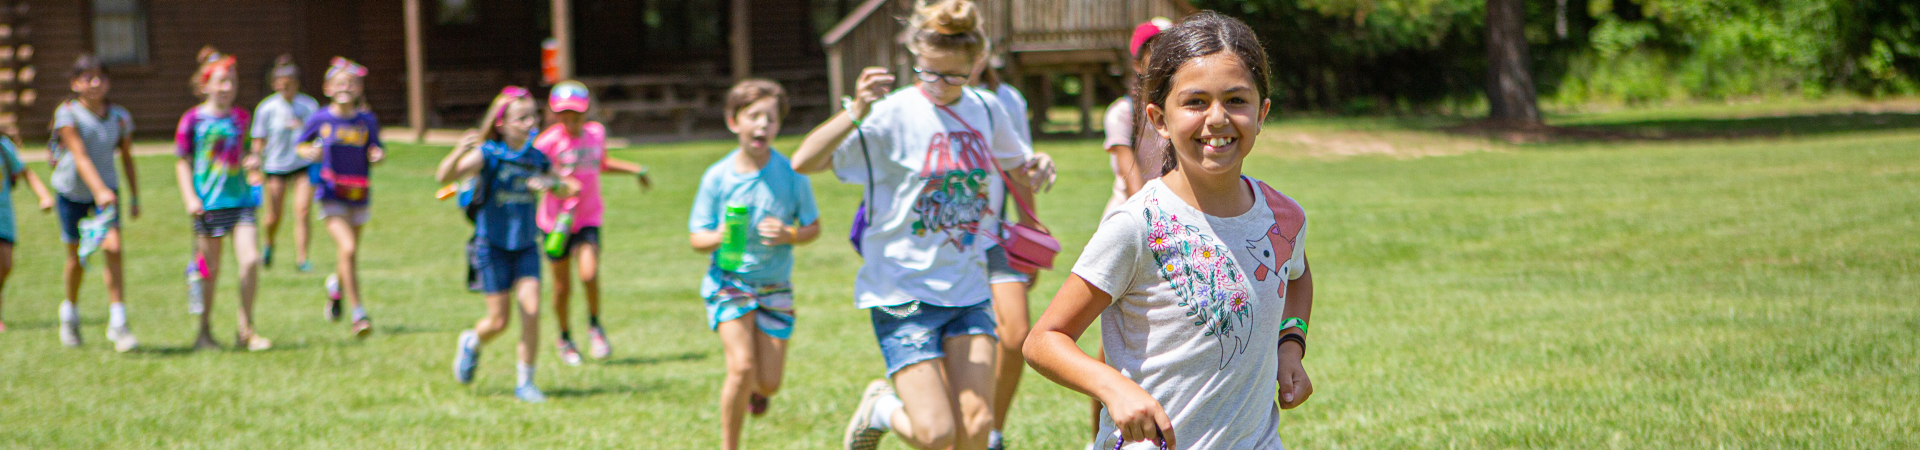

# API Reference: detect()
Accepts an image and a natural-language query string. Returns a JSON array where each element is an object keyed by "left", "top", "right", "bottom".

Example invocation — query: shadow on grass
[
  {"left": 602, "top": 351, "right": 708, "bottom": 366},
  {"left": 126, "top": 345, "right": 200, "bottom": 357},
  {"left": 380, "top": 324, "right": 457, "bottom": 336}
]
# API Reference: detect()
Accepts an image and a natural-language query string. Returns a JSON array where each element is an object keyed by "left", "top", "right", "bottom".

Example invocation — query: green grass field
[{"left": 1, "top": 108, "right": 1915, "bottom": 448}]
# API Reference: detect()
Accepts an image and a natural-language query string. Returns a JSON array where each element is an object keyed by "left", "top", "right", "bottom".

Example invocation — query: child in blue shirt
[
  {"left": 0, "top": 131, "right": 55, "bottom": 333},
  {"left": 440, "top": 86, "right": 573, "bottom": 403},
  {"left": 689, "top": 79, "right": 820, "bottom": 450}
]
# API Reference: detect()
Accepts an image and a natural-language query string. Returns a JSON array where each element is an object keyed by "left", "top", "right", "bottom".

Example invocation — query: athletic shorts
[
  {"left": 469, "top": 240, "right": 542, "bottom": 293},
  {"left": 704, "top": 270, "right": 796, "bottom": 340},
  {"left": 870, "top": 299, "right": 996, "bottom": 377},
  {"left": 193, "top": 207, "right": 257, "bottom": 237},
  {"left": 266, "top": 162, "right": 312, "bottom": 178},
  {"left": 546, "top": 226, "right": 600, "bottom": 260},
  {"left": 318, "top": 199, "right": 371, "bottom": 226},
  {"left": 56, "top": 196, "right": 116, "bottom": 244}
]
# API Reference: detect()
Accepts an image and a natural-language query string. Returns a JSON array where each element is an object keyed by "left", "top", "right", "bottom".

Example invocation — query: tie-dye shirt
[{"left": 175, "top": 107, "right": 256, "bottom": 210}]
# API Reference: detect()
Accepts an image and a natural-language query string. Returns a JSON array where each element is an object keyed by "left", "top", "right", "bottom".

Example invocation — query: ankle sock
[
  {"left": 871, "top": 393, "right": 903, "bottom": 431},
  {"left": 351, "top": 306, "right": 368, "bottom": 322},
  {"left": 516, "top": 362, "right": 536, "bottom": 386},
  {"left": 108, "top": 303, "right": 127, "bottom": 328},
  {"left": 989, "top": 430, "right": 1004, "bottom": 448},
  {"left": 59, "top": 301, "right": 77, "bottom": 323}
]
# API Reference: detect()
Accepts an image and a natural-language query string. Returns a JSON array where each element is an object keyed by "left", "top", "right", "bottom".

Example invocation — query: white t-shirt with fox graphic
[
  {"left": 1072, "top": 176, "right": 1308, "bottom": 450},
  {"left": 833, "top": 86, "right": 1032, "bottom": 309}
]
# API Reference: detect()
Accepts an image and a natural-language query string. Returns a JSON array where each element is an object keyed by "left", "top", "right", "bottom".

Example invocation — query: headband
[{"left": 326, "top": 57, "right": 366, "bottom": 79}]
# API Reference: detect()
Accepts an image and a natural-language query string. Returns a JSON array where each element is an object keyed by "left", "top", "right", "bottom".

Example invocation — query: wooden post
[
  {"left": 404, "top": 0, "right": 427, "bottom": 142},
  {"left": 551, "top": 0, "right": 574, "bottom": 80},
  {"left": 827, "top": 45, "right": 844, "bottom": 113},
  {"left": 730, "top": 0, "right": 751, "bottom": 80},
  {"left": 1079, "top": 69, "right": 1095, "bottom": 136}
]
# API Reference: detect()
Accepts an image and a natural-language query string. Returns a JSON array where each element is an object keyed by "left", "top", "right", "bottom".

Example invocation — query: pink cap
[
  {"left": 1130, "top": 17, "right": 1173, "bottom": 57},
  {"left": 549, "top": 81, "right": 590, "bottom": 113}
]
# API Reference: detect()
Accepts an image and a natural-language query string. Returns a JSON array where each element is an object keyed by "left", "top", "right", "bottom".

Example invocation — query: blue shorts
[
  {"left": 56, "top": 196, "right": 116, "bottom": 244},
  {"left": 870, "top": 299, "right": 997, "bottom": 377},
  {"left": 704, "top": 271, "right": 796, "bottom": 340},
  {"left": 468, "top": 241, "right": 542, "bottom": 293}
]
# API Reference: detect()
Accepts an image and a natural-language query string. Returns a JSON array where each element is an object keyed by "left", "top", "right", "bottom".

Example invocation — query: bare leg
[
  {"left": 260, "top": 176, "right": 287, "bottom": 251},
  {"left": 474, "top": 292, "right": 513, "bottom": 342},
  {"left": 325, "top": 218, "right": 365, "bottom": 309},
  {"left": 0, "top": 242, "right": 14, "bottom": 326},
  {"left": 988, "top": 280, "right": 1032, "bottom": 432},
  {"left": 945, "top": 334, "right": 1000, "bottom": 450},
  {"left": 753, "top": 329, "right": 789, "bottom": 398},
  {"left": 195, "top": 235, "right": 223, "bottom": 347},
  {"left": 549, "top": 256, "right": 573, "bottom": 335},
  {"left": 513, "top": 277, "right": 541, "bottom": 366},
  {"left": 292, "top": 177, "right": 315, "bottom": 264},
  {"left": 63, "top": 243, "right": 82, "bottom": 303},
  {"left": 718, "top": 312, "right": 762, "bottom": 450},
  {"left": 232, "top": 224, "right": 262, "bottom": 337},
  {"left": 889, "top": 359, "right": 957, "bottom": 450},
  {"left": 575, "top": 243, "right": 601, "bottom": 319},
  {"left": 101, "top": 228, "right": 125, "bottom": 306}
]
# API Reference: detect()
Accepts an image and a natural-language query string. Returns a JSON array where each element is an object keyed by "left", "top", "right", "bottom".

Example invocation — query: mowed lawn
[{"left": 1, "top": 115, "right": 1916, "bottom": 448}]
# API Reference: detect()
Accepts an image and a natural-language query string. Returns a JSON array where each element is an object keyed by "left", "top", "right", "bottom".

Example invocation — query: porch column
[
  {"left": 731, "top": 0, "right": 751, "bottom": 80},
  {"left": 404, "top": 0, "right": 427, "bottom": 142},
  {"left": 551, "top": 0, "right": 574, "bottom": 80}
]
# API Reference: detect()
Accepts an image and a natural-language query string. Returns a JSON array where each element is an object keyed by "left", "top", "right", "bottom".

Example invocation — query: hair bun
[{"left": 918, "top": 0, "right": 978, "bottom": 35}]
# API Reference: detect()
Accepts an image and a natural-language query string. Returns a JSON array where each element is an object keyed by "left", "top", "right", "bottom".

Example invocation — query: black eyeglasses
[{"left": 912, "top": 67, "right": 970, "bottom": 85}]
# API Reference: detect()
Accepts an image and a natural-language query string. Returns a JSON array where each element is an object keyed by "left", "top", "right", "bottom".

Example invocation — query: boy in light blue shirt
[{"left": 688, "top": 79, "right": 820, "bottom": 449}]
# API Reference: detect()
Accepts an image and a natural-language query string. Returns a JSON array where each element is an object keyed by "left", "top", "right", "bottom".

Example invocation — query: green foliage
[{"left": 1192, "top": 0, "right": 1920, "bottom": 111}]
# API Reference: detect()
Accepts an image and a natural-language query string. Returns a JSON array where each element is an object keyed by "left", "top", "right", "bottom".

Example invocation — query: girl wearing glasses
[{"left": 791, "top": 1, "right": 1048, "bottom": 449}]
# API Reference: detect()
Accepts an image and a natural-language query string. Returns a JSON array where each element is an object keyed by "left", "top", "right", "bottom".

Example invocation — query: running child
[
  {"left": 1100, "top": 18, "right": 1170, "bottom": 218},
  {"left": 444, "top": 86, "right": 571, "bottom": 403},
  {"left": 1025, "top": 13, "right": 1316, "bottom": 450},
  {"left": 690, "top": 79, "right": 821, "bottom": 450},
  {"left": 253, "top": 54, "right": 322, "bottom": 272},
  {"left": 297, "top": 57, "right": 383, "bottom": 338},
  {"left": 0, "top": 126, "right": 55, "bottom": 333},
  {"left": 173, "top": 48, "right": 270, "bottom": 351},
  {"left": 51, "top": 54, "right": 141, "bottom": 351},
  {"left": 791, "top": 1, "right": 1043, "bottom": 449},
  {"left": 536, "top": 80, "right": 652, "bottom": 365}
]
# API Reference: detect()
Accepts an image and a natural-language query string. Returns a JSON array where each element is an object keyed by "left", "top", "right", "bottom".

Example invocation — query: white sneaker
[
  {"left": 59, "top": 314, "right": 81, "bottom": 348},
  {"left": 107, "top": 325, "right": 138, "bottom": 353},
  {"left": 843, "top": 379, "right": 893, "bottom": 450}
]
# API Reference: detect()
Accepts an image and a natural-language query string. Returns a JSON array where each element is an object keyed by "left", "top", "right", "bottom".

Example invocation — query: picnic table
[{"left": 575, "top": 74, "right": 725, "bottom": 137}]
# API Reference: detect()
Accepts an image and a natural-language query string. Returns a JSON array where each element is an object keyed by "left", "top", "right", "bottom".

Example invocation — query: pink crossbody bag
[{"left": 929, "top": 90, "right": 1060, "bottom": 272}]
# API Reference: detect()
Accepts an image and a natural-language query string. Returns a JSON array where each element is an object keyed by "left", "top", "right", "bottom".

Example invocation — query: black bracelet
[{"left": 1279, "top": 333, "right": 1306, "bottom": 356}]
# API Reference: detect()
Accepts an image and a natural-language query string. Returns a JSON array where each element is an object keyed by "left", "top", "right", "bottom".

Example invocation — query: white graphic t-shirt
[
  {"left": 1072, "top": 177, "right": 1308, "bottom": 450},
  {"left": 833, "top": 86, "right": 1031, "bottom": 308}
]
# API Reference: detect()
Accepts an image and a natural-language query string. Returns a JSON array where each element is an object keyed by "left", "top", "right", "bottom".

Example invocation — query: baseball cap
[
  {"left": 549, "top": 80, "right": 590, "bottom": 113},
  {"left": 1130, "top": 17, "right": 1173, "bottom": 57}
]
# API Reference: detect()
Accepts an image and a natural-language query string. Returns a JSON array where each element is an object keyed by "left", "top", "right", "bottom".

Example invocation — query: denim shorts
[
  {"left": 870, "top": 299, "right": 997, "bottom": 377},
  {"left": 56, "top": 196, "right": 115, "bottom": 243},
  {"left": 468, "top": 241, "right": 542, "bottom": 293},
  {"left": 705, "top": 271, "right": 796, "bottom": 340},
  {"left": 984, "top": 245, "right": 1031, "bottom": 285}
]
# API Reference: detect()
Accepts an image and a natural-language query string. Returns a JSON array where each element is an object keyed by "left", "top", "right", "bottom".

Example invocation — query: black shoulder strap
[{"left": 464, "top": 151, "right": 496, "bottom": 222}]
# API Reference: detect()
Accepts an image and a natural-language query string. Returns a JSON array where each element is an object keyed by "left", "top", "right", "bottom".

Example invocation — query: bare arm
[
  {"left": 793, "top": 67, "right": 893, "bottom": 174},
  {"left": 16, "top": 169, "right": 53, "bottom": 212},
  {"left": 1276, "top": 263, "right": 1315, "bottom": 409},
  {"left": 1109, "top": 144, "right": 1145, "bottom": 197},
  {"left": 1026, "top": 274, "right": 1177, "bottom": 447},
  {"left": 174, "top": 158, "right": 202, "bottom": 216},
  {"left": 689, "top": 230, "right": 723, "bottom": 254},
  {"left": 117, "top": 134, "right": 139, "bottom": 217},
  {"left": 434, "top": 131, "right": 484, "bottom": 184},
  {"left": 601, "top": 156, "right": 652, "bottom": 190}
]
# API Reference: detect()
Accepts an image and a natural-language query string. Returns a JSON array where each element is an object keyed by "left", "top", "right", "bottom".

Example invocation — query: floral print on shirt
[{"left": 1142, "top": 195, "right": 1255, "bottom": 370}]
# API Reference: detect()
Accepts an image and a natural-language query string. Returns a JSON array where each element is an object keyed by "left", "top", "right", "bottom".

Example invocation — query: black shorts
[
  {"left": 264, "top": 166, "right": 311, "bottom": 180},
  {"left": 547, "top": 226, "right": 600, "bottom": 260},
  {"left": 194, "top": 207, "right": 257, "bottom": 237}
]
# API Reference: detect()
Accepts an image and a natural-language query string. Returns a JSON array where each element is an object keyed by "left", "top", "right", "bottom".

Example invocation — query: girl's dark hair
[
  {"left": 905, "top": 0, "right": 985, "bottom": 60},
  {"left": 69, "top": 54, "right": 106, "bottom": 79},
  {"left": 1140, "top": 11, "right": 1271, "bottom": 175}
]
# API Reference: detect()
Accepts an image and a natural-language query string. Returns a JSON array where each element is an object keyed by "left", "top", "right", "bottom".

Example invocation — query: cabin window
[
  {"left": 90, "top": 0, "right": 149, "bottom": 66},
  {"left": 643, "top": 0, "right": 724, "bottom": 53}
]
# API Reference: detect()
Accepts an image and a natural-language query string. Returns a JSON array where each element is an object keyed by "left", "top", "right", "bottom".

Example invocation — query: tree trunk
[{"left": 1485, "top": 0, "right": 1541, "bottom": 125}]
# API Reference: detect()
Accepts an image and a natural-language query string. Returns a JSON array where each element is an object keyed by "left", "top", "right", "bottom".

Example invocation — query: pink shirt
[{"left": 535, "top": 122, "right": 607, "bottom": 232}]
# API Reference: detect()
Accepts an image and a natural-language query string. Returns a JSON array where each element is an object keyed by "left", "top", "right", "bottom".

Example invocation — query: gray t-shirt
[
  {"left": 51, "top": 100, "right": 134, "bottom": 202},
  {"left": 251, "top": 93, "right": 321, "bottom": 174},
  {"left": 1072, "top": 177, "right": 1308, "bottom": 450}
]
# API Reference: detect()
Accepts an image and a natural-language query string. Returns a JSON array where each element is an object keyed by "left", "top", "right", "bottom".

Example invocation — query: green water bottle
[
  {"left": 718, "top": 204, "right": 751, "bottom": 271},
  {"left": 545, "top": 212, "right": 574, "bottom": 258}
]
